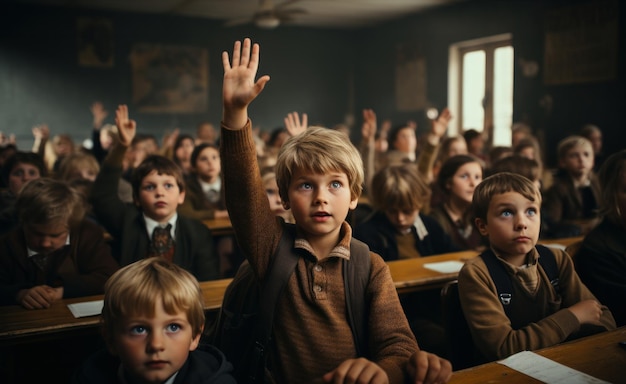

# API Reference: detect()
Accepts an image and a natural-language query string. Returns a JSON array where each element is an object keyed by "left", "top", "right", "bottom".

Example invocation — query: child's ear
[
  {"left": 475, "top": 217, "right": 489, "bottom": 237},
  {"left": 189, "top": 327, "right": 202, "bottom": 352},
  {"left": 177, "top": 190, "right": 186, "bottom": 205}
]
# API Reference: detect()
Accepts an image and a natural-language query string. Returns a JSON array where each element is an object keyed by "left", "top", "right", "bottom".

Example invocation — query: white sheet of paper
[
  {"left": 498, "top": 350, "right": 611, "bottom": 384},
  {"left": 423, "top": 260, "right": 464, "bottom": 274},
  {"left": 542, "top": 243, "right": 567, "bottom": 251},
  {"left": 67, "top": 300, "right": 104, "bottom": 318}
]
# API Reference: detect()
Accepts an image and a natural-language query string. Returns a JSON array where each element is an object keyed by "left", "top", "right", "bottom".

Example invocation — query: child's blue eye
[
  {"left": 130, "top": 326, "right": 147, "bottom": 335},
  {"left": 166, "top": 323, "right": 181, "bottom": 333},
  {"left": 501, "top": 210, "right": 513, "bottom": 217},
  {"left": 527, "top": 208, "right": 537, "bottom": 216},
  {"left": 330, "top": 181, "right": 342, "bottom": 189},
  {"left": 300, "top": 183, "right": 312, "bottom": 190},
  {"left": 143, "top": 185, "right": 155, "bottom": 191},
  {"left": 164, "top": 183, "right": 174, "bottom": 189}
]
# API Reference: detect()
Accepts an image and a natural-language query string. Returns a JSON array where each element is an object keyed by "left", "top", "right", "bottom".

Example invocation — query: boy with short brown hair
[
  {"left": 220, "top": 38, "right": 451, "bottom": 384},
  {"left": 0, "top": 177, "right": 118, "bottom": 308},
  {"left": 458, "top": 172, "right": 615, "bottom": 362},
  {"left": 91, "top": 105, "right": 219, "bottom": 281}
]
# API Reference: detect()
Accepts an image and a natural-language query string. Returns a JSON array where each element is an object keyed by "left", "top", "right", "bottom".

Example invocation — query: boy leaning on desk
[
  {"left": 458, "top": 172, "right": 615, "bottom": 363},
  {"left": 219, "top": 37, "right": 451, "bottom": 384},
  {"left": 0, "top": 177, "right": 119, "bottom": 309}
]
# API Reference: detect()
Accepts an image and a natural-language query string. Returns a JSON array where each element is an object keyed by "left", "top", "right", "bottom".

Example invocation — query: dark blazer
[
  {"left": 91, "top": 149, "right": 220, "bottom": 282},
  {"left": 178, "top": 173, "right": 227, "bottom": 221},
  {"left": 0, "top": 219, "right": 119, "bottom": 305},
  {"left": 353, "top": 211, "right": 460, "bottom": 261}
]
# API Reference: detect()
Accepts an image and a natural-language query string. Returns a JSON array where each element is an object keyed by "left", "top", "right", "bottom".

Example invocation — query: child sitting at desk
[
  {"left": 219, "top": 37, "right": 451, "bottom": 384},
  {"left": 72, "top": 257, "right": 236, "bottom": 384},
  {"left": 0, "top": 178, "right": 119, "bottom": 308},
  {"left": 90, "top": 105, "right": 220, "bottom": 282},
  {"left": 458, "top": 172, "right": 615, "bottom": 362}
]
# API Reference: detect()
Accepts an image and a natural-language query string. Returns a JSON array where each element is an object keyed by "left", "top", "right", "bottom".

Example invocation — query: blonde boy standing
[{"left": 219, "top": 38, "right": 450, "bottom": 384}]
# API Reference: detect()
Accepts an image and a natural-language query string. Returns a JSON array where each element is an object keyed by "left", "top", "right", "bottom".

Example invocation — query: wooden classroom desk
[
  {"left": 0, "top": 278, "right": 233, "bottom": 345},
  {"left": 388, "top": 250, "right": 478, "bottom": 294},
  {"left": 0, "top": 236, "right": 582, "bottom": 344},
  {"left": 203, "top": 217, "right": 234, "bottom": 237},
  {"left": 449, "top": 325, "right": 626, "bottom": 383}
]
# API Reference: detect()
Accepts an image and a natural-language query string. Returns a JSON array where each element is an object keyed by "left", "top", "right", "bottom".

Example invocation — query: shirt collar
[
  {"left": 27, "top": 235, "right": 70, "bottom": 258},
  {"left": 199, "top": 177, "right": 221, "bottom": 194},
  {"left": 413, "top": 214, "right": 429, "bottom": 241},
  {"left": 144, "top": 213, "right": 177, "bottom": 240}
]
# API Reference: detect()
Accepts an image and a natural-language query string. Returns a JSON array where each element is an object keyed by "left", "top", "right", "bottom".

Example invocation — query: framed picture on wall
[
  {"left": 130, "top": 44, "right": 209, "bottom": 113},
  {"left": 395, "top": 43, "right": 427, "bottom": 112},
  {"left": 77, "top": 17, "right": 114, "bottom": 68},
  {"left": 543, "top": 0, "right": 618, "bottom": 85}
]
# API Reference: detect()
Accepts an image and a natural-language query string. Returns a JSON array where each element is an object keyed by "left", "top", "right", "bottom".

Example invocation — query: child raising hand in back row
[{"left": 219, "top": 38, "right": 451, "bottom": 384}]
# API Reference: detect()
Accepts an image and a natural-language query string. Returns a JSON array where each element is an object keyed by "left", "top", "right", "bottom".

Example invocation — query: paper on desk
[
  {"left": 542, "top": 243, "right": 566, "bottom": 251},
  {"left": 67, "top": 300, "right": 104, "bottom": 318},
  {"left": 423, "top": 260, "right": 464, "bottom": 274},
  {"left": 498, "top": 350, "right": 610, "bottom": 384}
]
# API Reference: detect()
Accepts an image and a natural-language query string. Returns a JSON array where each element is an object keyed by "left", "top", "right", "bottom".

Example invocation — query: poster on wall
[
  {"left": 130, "top": 44, "right": 209, "bottom": 113},
  {"left": 77, "top": 17, "right": 114, "bottom": 68},
  {"left": 395, "top": 43, "right": 427, "bottom": 111},
  {"left": 543, "top": 0, "right": 618, "bottom": 85}
]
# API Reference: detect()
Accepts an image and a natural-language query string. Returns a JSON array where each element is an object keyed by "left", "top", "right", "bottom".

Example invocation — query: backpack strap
[
  {"left": 344, "top": 237, "right": 371, "bottom": 358},
  {"left": 249, "top": 222, "right": 299, "bottom": 382},
  {"left": 536, "top": 244, "right": 561, "bottom": 295},
  {"left": 480, "top": 249, "right": 513, "bottom": 317},
  {"left": 480, "top": 245, "right": 562, "bottom": 320}
]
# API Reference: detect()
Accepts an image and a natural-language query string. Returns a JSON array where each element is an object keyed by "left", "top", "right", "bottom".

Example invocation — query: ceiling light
[{"left": 255, "top": 15, "right": 280, "bottom": 29}]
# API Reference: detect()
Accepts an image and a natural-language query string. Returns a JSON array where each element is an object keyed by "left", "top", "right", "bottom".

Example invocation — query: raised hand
[
  {"left": 284, "top": 111, "right": 308, "bottom": 137},
  {"left": 114, "top": 104, "right": 137, "bottom": 147},
  {"left": 361, "top": 109, "right": 377, "bottom": 142},
  {"left": 32, "top": 124, "right": 50, "bottom": 141},
  {"left": 222, "top": 38, "right": 270, "bottom": 129},
  {"left": 162, "top": 128, "right": 180, "bottom": 150},
  {"left": 431, "top": 107, "right": 452, "bottom": 139}
]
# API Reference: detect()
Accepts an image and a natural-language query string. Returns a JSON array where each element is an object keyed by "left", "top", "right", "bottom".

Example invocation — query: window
[{"left": 448, "top": 34, "right": 513, "bottom": 147}]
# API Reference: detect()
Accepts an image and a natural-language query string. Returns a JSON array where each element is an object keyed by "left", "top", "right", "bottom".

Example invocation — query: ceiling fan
[{"left": 224, "top": 0, "right": 308, "bottom": 29}]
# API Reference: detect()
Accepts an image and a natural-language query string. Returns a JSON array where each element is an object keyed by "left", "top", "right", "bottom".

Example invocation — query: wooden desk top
[
  {"left": 449, "top": 326, "right": 626, "bottom": 383},
  {"left": 0, "top": 279, "right": 233, "bottom": 345},
  {"left": 202, "top": 217, "right": 233, "bottom": 237},
  {"left": 0, "top": 236, "right": 583, "bottom": 343},
  {"left": 388, "top": 250, "right": 477, "bottom": 294}
]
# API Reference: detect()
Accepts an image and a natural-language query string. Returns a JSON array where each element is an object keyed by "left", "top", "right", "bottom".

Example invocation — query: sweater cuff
[{"left": 220, "top": 119, "right": 256, "bottom": 154}]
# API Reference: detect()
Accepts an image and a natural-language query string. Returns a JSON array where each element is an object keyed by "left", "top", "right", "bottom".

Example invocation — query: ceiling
[{"left": 13, "top": 0, "right": 467, "bottom": 29}]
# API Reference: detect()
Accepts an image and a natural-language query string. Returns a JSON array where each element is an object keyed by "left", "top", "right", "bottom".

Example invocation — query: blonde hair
[
  {"left": 275, "top": 127, "right": 364, "bottom": 202},
  {"left": 57, "top": 152, "right": 100, "bottom": 181},
  {"left": 557, "top": 135, "right": 593, "bottom": 160},
  {"left": 471, "top": 172, "right": 541, "bottom": 223},
  {"left": 16, "top": 177, "right": 85, "bottom": 229},
  {"left": 370, "top": 163, "right": 430, "bottom": 212},
  {"left": 101, "top": 258, "right": 205, "bottom": 346}
]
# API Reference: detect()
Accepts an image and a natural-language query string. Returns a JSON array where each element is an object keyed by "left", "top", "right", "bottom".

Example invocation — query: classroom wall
[
  {"left": 1, "top": 1, "right": 623, "bottom": 167},
  {"left": 355, "top": 0, "right": 625, "bottom": 166},
  {"left": 0, "top": 3, "right": 356, "bottom": 150}
]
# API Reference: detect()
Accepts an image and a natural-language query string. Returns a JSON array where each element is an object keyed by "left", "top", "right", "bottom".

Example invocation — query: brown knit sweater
[{"left": 220, "top": 120, "right": 419, "bottom": 384}]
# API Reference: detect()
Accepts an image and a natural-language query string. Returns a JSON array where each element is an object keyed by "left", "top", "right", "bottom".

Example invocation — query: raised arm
[
  {"left": 222, "top": 38, "right": 270, "bottom": 129},
  {"left": 114, "top": 104, "right": 137, "bottom": 147},
  {"left": 284, "top": 111, "right": 308, "bottom": 137}
]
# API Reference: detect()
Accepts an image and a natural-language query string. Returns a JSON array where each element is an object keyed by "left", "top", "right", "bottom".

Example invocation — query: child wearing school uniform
[
  {"left": 219, "top": 38, "right": 451, "bottom": 384},
  {"left": 458, "top": 172, "right": 615, "bottom": 362},
  {"left": 0, "top": 178, "right": 118, "bottom": 308},
  {"left": 90, "top": 105, "right": 220, "bottom": 282}
]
